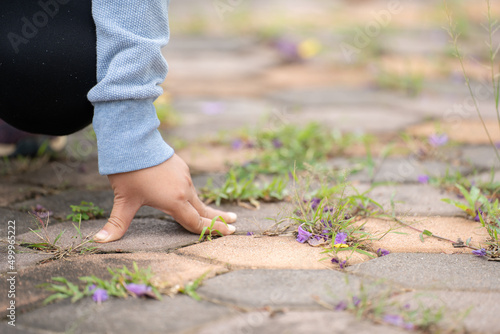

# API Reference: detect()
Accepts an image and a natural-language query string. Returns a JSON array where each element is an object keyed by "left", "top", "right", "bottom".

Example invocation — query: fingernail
[
  {"left": 227, "top": 225, "right": 236, "bottom": 234},
  {"left": 227, "top": 212, "right": 237, "bottom": 222},
  {"left": 94, "top": 229, "right": 109, "bottom": 241}
]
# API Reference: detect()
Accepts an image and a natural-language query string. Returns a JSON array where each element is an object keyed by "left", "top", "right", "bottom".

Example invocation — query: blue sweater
[{"left": 87, "top": 0, "right": 174, "bottom": 175}]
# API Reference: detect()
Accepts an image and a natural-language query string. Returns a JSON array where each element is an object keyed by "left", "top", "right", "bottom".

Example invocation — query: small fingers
[
  {"left": 189, "top": 187, "right": 237, "bottom": 223},
  {"left": 170, "top": 201, "right": 236, "bottom": 236}
]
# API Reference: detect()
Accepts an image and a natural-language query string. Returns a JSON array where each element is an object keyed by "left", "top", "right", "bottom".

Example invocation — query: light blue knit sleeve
[{"left": 87, "top": 0, "right": 174, "bottom": 175}]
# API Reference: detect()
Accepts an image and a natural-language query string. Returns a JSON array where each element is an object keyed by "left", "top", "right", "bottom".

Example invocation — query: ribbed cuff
[{"left": 93, "top": 99, "right": 174, "bottom": 175}]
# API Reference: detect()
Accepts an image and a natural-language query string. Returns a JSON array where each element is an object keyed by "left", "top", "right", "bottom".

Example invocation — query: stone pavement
[{"left": 2, "top": 0, "right": 500, "bottom": 333}]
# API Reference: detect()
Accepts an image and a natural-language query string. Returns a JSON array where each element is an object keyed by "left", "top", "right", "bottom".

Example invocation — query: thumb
[{"left": 93, "top": 196, "right": 140, "bottom": 243}]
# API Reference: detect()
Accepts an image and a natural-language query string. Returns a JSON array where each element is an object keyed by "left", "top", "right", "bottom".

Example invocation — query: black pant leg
[{"left": 0, "top": 0, "right": 96, "bottom": 136}]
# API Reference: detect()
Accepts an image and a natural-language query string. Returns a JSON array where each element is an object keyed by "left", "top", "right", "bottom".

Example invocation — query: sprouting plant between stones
[
  {"left": 198, "top": 216, "right": 228, "bottom": 242},
  {"left": 178, "top": 271, "right": 210, "bottom": 301},
  {"left": 200, "top": 169, "right": 288, "bottom": 208},
  {"left": 315, "top": 280, "right": 469, "bottom": 333},
  {"left": 289, "top": 168, "right": 395, "bottom": 268},
  {"left": 442, "top": 184, "right": 500, "bottom": 259},
  {"left": 40, "top": 262, "right": 161, "bottom": 305},
  {"left": 228, "top": 122, "right": 369, "bottom": 175},
  {"left": 20, "top": 213, "right": 98, "bottom": 263},
  {"left": 67, "top": 201, "right": 104, "bottom": 222}
]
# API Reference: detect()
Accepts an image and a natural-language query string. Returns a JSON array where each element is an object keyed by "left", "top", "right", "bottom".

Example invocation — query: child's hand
[{"left": 93, "top": 154, "right": 237, "bottom": 243}]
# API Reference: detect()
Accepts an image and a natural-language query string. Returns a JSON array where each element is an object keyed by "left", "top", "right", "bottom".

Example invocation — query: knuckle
[
  {"left": 107, "top": 216, "right": 128, "bottom": 233},
  {"left": 174, "top": 189, "right": 189, "bottom": 202}
]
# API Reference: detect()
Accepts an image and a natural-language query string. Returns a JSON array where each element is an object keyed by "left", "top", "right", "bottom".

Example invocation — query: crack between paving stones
[{"left": 345, "top": 271, "right": 500, "bottom": 293}]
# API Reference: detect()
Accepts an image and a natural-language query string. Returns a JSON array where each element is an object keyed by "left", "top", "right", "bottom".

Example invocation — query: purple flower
[
  {"left": 383, "top": 314, "right": 414, "bottom": 330},
  {"left": 310, "top": 198, "right": 321, "bottom": 210},
  {"left": 428, "top": 133, "right": 448, "bottom": 147},
  {"left": 417, "top": 175, "right": 429, "bottom": 184},
  {"left": 352, "top": 296, "right": 361, "bottom": 307},
  {"left": 274, "top": 39, "right": 299, "bottom": 60},
  {"left": 246, "top": 232, "right": 255, "bottom": 236},
  {"left": 321, "top": 219, "right": 332, "bottom": 228},
  {"left": 92, "top": 288, "right": 108, "bottom": 303},
  {"left": 323, "top": 206, "right": 334, "bottom": 213},
  {"left": 335, "top": 300, "right": 347, "bottom": 311},
  {"left": 296, "top": 225, "right": 312, "bottom": 243},
  {"left": 376, "top": 248, "right": 390, "bottom": 257},
  {"left": 334, "top": 232, "right": 348, "bottom": 245},
  {"left": 474, "top": 209, "right": 484, "bottom": 222},
  {"left": 331, "top": 258, "right": 347, "bottom": 269},
  {"left": 472, "top": 248, "right": 487, "bottom": 257},
  {"left": 495, "top": 141, "right": 500, "bottom": 149},
  {"left": 32, "top": 204, "right": 53, "bottom": 219},
  {"left": 231, "top": 139, "right": 244, "bottom": 150},
  {"left": 272, "top": 139, "right": 283, "bottom": 148},
  {"left": 201, "top": 101, "right": 223, "bottom": 115},
  {"left": 125, "top": 283, "right": 152, "bottom": 297},
  {"left": 87, "top": 284, "right": 96, "bottom": 292},
  {"left": 321, "top": 229, "right": 330, "bottom": 239}
]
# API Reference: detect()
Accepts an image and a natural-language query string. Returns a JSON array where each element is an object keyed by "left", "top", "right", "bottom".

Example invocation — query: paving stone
[
  {"left": 290, "top": 106, "right": 422, "bottom": 133},
  {"left": 197, "top": 269, "right": 379, "bottom": 309},
  {"left": 347, "top": 253, "right": 500, "bottom": 291},
  {"left": 165, "top": 47, "right": 279, "bottom": 79},
  {"left": 471, "top": 170, "right": 500, "bottom": 183},
  {"left": 16, "top": 218, "right": 199, "bottom": 254},
  {"left": 393, "top": 290, "right": 500, "bottom": 334},
  {"left": 177, "top": 235, "right": 373, "bottom": 270},
  {"left": 0, "top": 209, "right": 44, "bottom": 237},
  {"left": 197, "top": 310, "right": 408, "bottom": 334},
  {"left": 380, "top": 29, "right": 448, "bottom": 55},
  {"left": 368, "top": 184, "right": 465, "bottom": 216},
  {"left": 216, "top": 202, "right": 294, "bottom": 235},
  {"left": 361, "top": 216, "right": 489, "bottom": 254},
  {"left": 327, "top": 158, "right": 471, "bottom": 183},
  {"left": 267, "top": 87, "right": 396, "bottom": 108},
  {"left": 0, "top": 252, "right": 225, "bottom": 318},
  {"left": 391, "top": 93, "right": 462, "bottom": 118},
  {"left": 18, "top": 158, "right": 108, "bottom": 190},
  {"left": 166, "top": 98, "right": 275, "bottom": 141},
  {"left": 0, "top": 182, "right": 47, "bottom": 207},
  {"left": 167, "top": 36, "right": 257, "bottom": 53},
  {"left": 178, "top": 145, "right": 257, "bottom": 174},
  {"left": 0, "top": 247, "right": 51, "bottom": 274},
  {"left": 407, "top": 120, "right": 500, "bottom": 146},
  {"left": 12, "top": 295, "right": 232, "bottom": 334},
  {"left": 461, "top": 146, "right": 500, "bottom": 170},
  {"left": 13, "top": 190, "right": 165, "bottom": 220}
]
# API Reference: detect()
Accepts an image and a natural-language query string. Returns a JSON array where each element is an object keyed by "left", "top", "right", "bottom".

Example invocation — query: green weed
[
  {"left": 20, "top": 214, "right": 98, "bottom": 263},
  {"left": 178, "top": 271, "right": 210, "bottom": 301},
  {"left": 374, "top": 68, "right": 424, "bottom": 97},
  {"left": 41, "top": 262, "right": 161, "bottom": 304},
  {"left": 198, "top": 216, "right": 228, "bottom": 242},
  {"left": 233, "top": 123, "right": 366, "bottom": 175},
  {"left": 200, "top": 169, "right": 288, "bottom": 207},
  {"left": 442, "top": 184, "right": 500, "bottom": 258},
  {"left": 316, "top": 279, "right": 468, "bottom": 333},
  {"left": 290, "top": 170, "right": 390, "bottom": 267},
  {"left": 67, "top": 201, "right": 104, "bottom": 222}
]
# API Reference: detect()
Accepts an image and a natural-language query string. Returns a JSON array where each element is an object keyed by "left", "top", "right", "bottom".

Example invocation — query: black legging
[{"left": 0, "top": 0, "right": 96, "bottom": 136}]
